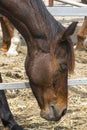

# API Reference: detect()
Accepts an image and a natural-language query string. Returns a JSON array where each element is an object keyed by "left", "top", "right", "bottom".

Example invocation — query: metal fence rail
[
  {"left": 55, "top": 0, "right": 87, "bottom": 7},
  {"left": 47, "top": 0, "right": 87, "bottom": 16},
  {"left": 47, "top": 6, "right": 87, "bottom": 16},
  {"left": 0, "top": 78, "right": 87, "bottom": 90}
]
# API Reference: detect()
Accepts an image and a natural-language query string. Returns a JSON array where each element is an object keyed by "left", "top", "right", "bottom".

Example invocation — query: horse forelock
[{"left": 65, "top": 38, "right": 75, "bottom": 74}]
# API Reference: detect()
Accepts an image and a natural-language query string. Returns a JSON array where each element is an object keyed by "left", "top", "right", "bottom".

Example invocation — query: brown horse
[
  {"left": 0, "top": 16, "right": 21, "bottom": 56},
  {"left": 48, "top": 0, "right": 87, "bottom": 49},
  {"left": 0, "top": 16, "right": 14, "bottom": 51},
  {"left": 0, "top": 0, "right": 77, "bottom": 129},
  {"left": 76, "top": 0, "right": 87, "bottom": 49},
  {"left": 76, "top": 16, "right": 87, "bottom": 49}
]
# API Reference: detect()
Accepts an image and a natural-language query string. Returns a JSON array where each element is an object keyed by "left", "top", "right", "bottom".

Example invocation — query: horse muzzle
[{"left": 40, "top": 104, "right": 67, "bottom": 121}]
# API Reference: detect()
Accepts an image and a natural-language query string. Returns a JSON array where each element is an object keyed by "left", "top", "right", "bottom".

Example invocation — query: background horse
[
  {"left": 48, "top": 0, "right": 87, "bottom": 49},
  {"left": 0, "top": 16, "right": 14, "bottom": 51},
  {"left": 0, "top": 0, "right": 77, "bottom": 129},
  {"left": 76, "top": 0, "right": 87, "bottom": 50},
  {"left": 0, "top": 16, "right": 21, "bottom": 56}
]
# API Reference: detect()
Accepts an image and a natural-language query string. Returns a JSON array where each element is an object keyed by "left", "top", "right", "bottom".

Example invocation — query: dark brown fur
[{"left": 0, "top": 0, "right": 77, "bottom": 129}]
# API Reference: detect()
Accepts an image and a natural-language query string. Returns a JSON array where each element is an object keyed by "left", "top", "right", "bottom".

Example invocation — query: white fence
[
  {"left": 47, "top": 0, "right": 87, "bottom": 16},
  {"left": 0, "top": 78, "right": 87, "bottom": 90},
  {"left": 47, "top": 6, "right": 87, "bottom": 16},
  {"left": 55, "top": 0, "right": 87, "bottom": 7}
]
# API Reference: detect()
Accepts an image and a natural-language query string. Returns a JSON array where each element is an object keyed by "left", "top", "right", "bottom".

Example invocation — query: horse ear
[{"left": 61, "top": 22, "right": 78, "bottom": 39}]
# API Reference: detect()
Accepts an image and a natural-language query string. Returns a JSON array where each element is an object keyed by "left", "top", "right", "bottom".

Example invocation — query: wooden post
[{"left": 48, "top": 0, "right": 54, "bottom": 6}]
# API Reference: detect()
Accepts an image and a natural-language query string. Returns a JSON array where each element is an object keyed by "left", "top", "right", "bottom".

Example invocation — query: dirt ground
[{"left": 0, "top": 16, "right": 87, "bottom": 130}]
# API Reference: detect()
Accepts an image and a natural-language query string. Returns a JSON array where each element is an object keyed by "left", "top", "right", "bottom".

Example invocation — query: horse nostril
[
  {"left": 49, "top": 104, "right": 58, "bottom": 118},
  {"left": 61, "top": 108, "right": 67, "bottom": 117}
]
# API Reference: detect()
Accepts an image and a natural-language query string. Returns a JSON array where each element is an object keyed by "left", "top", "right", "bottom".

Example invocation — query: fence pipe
[
  {"left": 47, "top": 6, "right": 87, "bottom": 16},
  {"left": 0, "top": 78, "right": 87, "bottom": 90},
  {"left": 55, "top": 0, "right": 87, "bottom": 7}
]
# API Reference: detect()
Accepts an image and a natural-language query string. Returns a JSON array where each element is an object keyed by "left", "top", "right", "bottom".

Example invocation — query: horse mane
[
  {"left": 35, "top": 0, "right": 75, "bottom": 73},
  {"left": 2, "top": 0, "right": 74, "bottom": 74}
]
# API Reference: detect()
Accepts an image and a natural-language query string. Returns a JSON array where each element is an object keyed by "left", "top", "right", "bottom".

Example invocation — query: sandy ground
[
  {"left": 0, "top": 2, "right": 87, "bottom": 129},
  {"left": 0, "top": 19, "right": 87, "bottom": 130}
]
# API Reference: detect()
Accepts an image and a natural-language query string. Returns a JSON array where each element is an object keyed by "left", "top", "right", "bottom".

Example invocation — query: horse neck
[{"left": 0, "top": 0, "right": 63, "bottom": 51}]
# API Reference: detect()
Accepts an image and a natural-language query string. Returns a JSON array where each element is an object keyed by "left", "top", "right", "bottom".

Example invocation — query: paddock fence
[
  {"left": 48, "top": 0, "right": 87, "bottom": 7},
  {"left": 0, "top": 78, "right": 87, "bottom": 90},
  {"left": 0, "top": 0, "right": 87, "bottom": 90}
]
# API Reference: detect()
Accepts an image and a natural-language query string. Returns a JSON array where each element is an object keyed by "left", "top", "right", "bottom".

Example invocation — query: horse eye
[{"left": 60, "top": 63, "right": 68, "bottom": 72}]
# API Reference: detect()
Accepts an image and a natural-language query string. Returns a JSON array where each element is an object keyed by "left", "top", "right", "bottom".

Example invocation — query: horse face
[
  {"left": 25, "top": 22, "right": 77, "bottom": 121},
  {"left": 29, "top": 51, "right": 68, "bottom": 121}
]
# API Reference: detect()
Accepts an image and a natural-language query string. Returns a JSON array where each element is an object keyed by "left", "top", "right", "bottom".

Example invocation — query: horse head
[
  {"left": 0, "top": 0, "right": 77, "bottom": 122},
  {"left": 25, "top": 22, "right": 77, "bottom": 121}
]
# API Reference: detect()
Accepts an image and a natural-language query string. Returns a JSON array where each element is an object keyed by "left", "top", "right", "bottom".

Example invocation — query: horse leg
[
  {"left": 7, "top": 29, "right": 20, "bottom": 56},
  {"left": 0, "top": 74, "right": 24, "bottom": 130},
  {"left": 0, "top": 17, "right": 13, "bottom": 52}
]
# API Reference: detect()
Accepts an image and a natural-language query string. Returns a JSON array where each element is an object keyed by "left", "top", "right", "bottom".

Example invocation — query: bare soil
[{"left": 0, "top": 17, "right": 87, "bottom": 130}]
